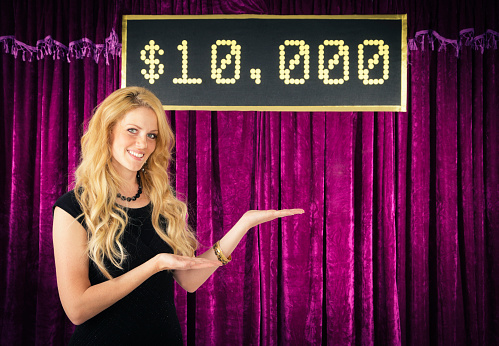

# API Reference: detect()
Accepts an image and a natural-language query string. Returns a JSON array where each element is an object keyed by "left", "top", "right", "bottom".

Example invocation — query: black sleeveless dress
[{"left": 54, "top": 190, "right": 183, "bottom": 345}]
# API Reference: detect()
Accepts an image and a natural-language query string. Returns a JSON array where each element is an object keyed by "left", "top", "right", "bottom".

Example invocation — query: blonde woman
[{"left": 52, "top": 87, "right": 304, "bottom": 345}]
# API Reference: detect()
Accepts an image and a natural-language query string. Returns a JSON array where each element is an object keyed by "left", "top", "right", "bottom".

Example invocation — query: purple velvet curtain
[{"left": 1, "top": 0, "right": 498, "bottom": 345}]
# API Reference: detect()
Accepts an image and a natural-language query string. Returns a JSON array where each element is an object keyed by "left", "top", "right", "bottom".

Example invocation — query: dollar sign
[{"left": 140, "top": 40, "right": 164, "bottom": 84}]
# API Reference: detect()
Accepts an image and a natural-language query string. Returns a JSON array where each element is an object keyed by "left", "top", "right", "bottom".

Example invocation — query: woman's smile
[{"left": 127, "top": 149, "right": 145, "bottom": 159}]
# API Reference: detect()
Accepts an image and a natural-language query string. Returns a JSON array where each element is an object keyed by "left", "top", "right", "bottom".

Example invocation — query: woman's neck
[{"left": 117, "top": 172, "right": 139, "bottom": 196}]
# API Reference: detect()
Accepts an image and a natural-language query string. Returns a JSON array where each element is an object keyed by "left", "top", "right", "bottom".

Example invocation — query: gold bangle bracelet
[{"left": 213, "top": 241, "right": 232, "bottom": 265}]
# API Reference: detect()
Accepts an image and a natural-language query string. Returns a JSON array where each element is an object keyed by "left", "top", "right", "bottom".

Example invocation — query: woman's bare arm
[
  {"left": 53, "top": 207, "right": 220, "bottom": 325},
  {"left": 173, "top": 209, "right": 304, "bottom": 293}
]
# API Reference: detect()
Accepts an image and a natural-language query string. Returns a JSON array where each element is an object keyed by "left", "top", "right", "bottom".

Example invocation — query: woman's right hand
[{"left": 154, "top": 253, "right": 222, "bottom": 272}]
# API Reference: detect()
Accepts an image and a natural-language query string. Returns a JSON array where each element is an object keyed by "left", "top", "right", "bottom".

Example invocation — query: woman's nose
[{"left": 136, "top": 135, "right": 147, "bottom": 148}]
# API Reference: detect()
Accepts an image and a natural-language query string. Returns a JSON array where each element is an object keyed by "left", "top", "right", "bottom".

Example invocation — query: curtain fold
[{"left": 1, "top": 0, "right": 498, "bottom": 345}]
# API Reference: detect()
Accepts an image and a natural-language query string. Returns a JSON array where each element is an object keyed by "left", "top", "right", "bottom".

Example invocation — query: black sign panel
[{"left": 122, "top": 15, "right": 407, "bottom": 111}]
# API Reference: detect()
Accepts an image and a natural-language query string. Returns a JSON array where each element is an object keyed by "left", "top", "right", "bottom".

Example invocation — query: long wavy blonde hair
[{"left": 74, "top": 86, "right": 197, "bottom": 279}]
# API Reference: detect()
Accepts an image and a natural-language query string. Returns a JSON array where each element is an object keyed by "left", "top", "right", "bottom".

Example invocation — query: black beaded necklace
[{"left": 117, "top": 173, "right": 142, "bottom": 202}]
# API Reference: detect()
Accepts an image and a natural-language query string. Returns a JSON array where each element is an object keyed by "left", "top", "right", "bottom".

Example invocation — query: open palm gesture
[{"left": 239, "top": 209, "right": 305, "bottom": 230}]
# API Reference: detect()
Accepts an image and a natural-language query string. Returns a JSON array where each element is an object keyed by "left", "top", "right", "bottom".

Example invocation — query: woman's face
[{"left": 110, "top": 107, "right": 158, "bottom": 178}]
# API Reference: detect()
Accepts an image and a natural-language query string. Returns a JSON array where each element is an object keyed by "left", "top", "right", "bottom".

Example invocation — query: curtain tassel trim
[
  {"left": 0, "top": 29, "right": 121, "bottom": 64},
  {"left": 1, "top": 28, "right": 497, "bottom": 63},
  {"left": 408, "top": 28, "right": 499, "bottom": 57}
]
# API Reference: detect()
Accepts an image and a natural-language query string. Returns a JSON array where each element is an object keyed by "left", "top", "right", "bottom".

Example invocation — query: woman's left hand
[{"left": 238, "top": 209, "right": 305, "bottom": 230}]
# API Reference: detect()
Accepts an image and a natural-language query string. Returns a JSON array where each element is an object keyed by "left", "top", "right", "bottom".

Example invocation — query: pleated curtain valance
[{"left": 1, "top": 27, "right": 497, "bottom": 64}]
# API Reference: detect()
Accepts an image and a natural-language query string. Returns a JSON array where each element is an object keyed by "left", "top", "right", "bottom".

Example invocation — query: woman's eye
[
  {"left": 127, "top": 128, "right": 137, "bottom": 134},
  {"left": 148, "top": 133, "right": 157, "bottom": 139}
]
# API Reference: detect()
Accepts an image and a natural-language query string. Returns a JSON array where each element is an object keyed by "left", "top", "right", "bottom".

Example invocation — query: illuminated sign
[{"left": 122, "top": 15, "right": 407, "bottom": 111}]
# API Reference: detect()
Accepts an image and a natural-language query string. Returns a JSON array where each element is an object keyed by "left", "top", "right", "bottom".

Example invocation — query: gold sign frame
[{"left": 122, "top": 14, "right": 407, "bottom": 112}]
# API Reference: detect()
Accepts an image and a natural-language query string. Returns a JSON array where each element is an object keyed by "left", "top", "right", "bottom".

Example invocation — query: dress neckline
[{"left": 116, "top": 202, "right": 151, "bottom": 210}]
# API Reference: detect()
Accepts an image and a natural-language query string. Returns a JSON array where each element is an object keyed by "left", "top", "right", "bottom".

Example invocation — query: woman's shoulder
[{"left": 53, "top": 189, "right": 83, "bottom": 221}]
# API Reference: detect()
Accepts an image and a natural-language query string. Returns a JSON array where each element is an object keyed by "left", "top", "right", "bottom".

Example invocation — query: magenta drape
[{"left": 1, "top": 0, "right": 498, "bottom": 345}]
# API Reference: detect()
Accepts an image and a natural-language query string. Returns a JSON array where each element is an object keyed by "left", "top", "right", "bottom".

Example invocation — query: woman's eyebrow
[{"left": 125, "top": 123, "right": 158, "bottom": 132}]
